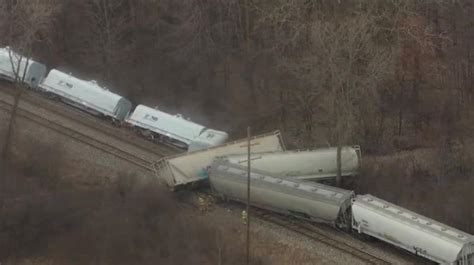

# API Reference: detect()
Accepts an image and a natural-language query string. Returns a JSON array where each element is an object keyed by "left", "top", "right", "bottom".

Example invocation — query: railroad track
[
  {"left": 0, "top": 83, "right": 180, "bottom": 157},
  {"left": 205, "top": 194, "right": 393, "bottom": 264},
  {"left": 0, "top": 98, "right": 154, "bottom": 171},
  {"left": 252, "top": 209, "right": 392, "bottom": 265},
  {"left": 0, "top": 84, "right": 392, "bottom": 264}
]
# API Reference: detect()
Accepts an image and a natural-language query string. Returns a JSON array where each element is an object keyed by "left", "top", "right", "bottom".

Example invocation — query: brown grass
[{"left": 0, "top": 140, "right": 262, "bottom": 265}]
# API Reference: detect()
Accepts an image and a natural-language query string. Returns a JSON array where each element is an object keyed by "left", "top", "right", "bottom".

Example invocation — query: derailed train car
[
  {"left": 218, "top": 146, "right": 361, "bottom": 182},
  {"left": 156, "top": 131, "right": 285, "bottom": 188},
  {"left": 0, "top": 47, "right": 46, "bottom": 88},
  {"left": 209, "top": 158, "right": 354, "bottom": 228},
  {"left": 126, "top": 104, "right": 228, "bottom": 151},
  {"left": 352, "top": 194, "right": 474, "bottom": 265},
  {"left": 38, "top": 69, "right": 132, "bottom": 121}
]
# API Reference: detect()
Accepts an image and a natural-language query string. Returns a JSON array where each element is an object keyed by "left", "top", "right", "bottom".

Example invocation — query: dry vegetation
[
  {"left": 0, "top": 141, "right": 258, "bottom": 265},
  {"left": 0, "top": 0, "right": 473, "bottom": 263},
  {"left": 1, "top": 1, "right": 473, "bottom": 149}
]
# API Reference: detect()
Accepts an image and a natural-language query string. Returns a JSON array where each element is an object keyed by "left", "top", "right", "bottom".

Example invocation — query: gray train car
[
  {"left": 38, "top": 69, "right": 132, "bottom": 121},
  {"left": 352, "top": 194, "right": 474, "bottom": 265},
  {"left": 209, "top": 158, "right": 354, "bottom": 228},
  {"left": 218, "top": 146, "right": 361, "bottom": 181},
  {"left": 0, "top": 47, "right": 46, "bottom": 88}
]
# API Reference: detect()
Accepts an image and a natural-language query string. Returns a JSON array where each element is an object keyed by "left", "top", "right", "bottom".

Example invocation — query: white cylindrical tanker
[
  {"left": 352, "top": 194, "right": 474, "bottom": 265},
  {"left": 0, "top": 47, "right": 47, "bottom": 88},
  {"left": 217, "top": 146, "right": 361, "bottom": 181},
  {"left": 125, "top": 104, "right": 228, "bottom": 151},
  {"left": 209, "top": 158, "right": 355, "bottom": 228},
  {"left": 38, "top": 69, "right": 132, "bottom": 121}
]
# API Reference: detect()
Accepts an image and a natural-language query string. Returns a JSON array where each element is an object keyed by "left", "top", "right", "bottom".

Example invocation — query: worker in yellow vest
[
  {"left": 241, "top": 210, "right": 248, "bottom": 224},
  {"left": 198, "top": 195, "right": 207, "bottom": 213}
]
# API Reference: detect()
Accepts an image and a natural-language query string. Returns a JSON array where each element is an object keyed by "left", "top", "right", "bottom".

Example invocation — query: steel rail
[
  {"left": 252, "top": 208, "right": 392, "bottom": 265},
  {"left": 0, "top": 82, "right": 180, "bottom": 157},
  {"left": 0, "top": 99, "right": 154, "bottom": 171}
]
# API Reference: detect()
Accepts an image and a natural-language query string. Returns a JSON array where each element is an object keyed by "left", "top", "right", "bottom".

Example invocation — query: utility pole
[
  {"left": 246, "top": 126, "right": 251, "bottom": 265},
  {"left": 245, "top": 0, "right": 250, "bottom": 53},
  {"left": 336, "top": 145, "right": 342, "bottom": 187}
]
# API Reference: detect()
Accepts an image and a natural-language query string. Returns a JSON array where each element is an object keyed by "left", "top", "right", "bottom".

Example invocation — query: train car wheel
[
  {"left": 45, "top": 92, "right": 57, "bottom": 100},
  {"left": 111, "top": 118, "right": 122, "bottom": 127},
  {"left": 148, "top": 133, "right": 155, "bottom": 141},
  {"left": 157, "top": 134, "right": 165, "bottom": 143},
  {"left": 138, "top": 129, "right": 153, "bottom": 140},
  {"left": 351, "top": 231, "right": 374, "bottom": 242}
]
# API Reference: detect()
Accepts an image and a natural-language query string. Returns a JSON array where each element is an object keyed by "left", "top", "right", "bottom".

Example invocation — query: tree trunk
[
  {"left": 412, "top": 53, "right": 422, "bottom": 134},
  {"left": 378, "top": 111, "right": 386, "bottom": 147},
  {"left": 0, "top": 86, "right": 23, "bottom": 218},
  {"left": 224, "top": 54, "right": 229, "bottom": 92},
  {"left": 398, "top": 86, "right": 404, "bottom": 136}
]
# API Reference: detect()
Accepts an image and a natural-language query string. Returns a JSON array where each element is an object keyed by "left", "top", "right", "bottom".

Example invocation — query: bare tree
[
  {"left": 83, "top": 0, "right": 132, "bottom": 79},
  {"left": 0, "top": 0, "right": 60, "bottom": 154},
  {"left": 0, "top": 0, "right": 60, "bottom": 219},
  {"left": 274, "top": 14, "right": 394, "bottom": 147}
]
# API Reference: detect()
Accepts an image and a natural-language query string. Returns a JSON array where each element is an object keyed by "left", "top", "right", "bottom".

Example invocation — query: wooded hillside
[{"left": 1, "top": 0, "right": 473, "bottom": 232}]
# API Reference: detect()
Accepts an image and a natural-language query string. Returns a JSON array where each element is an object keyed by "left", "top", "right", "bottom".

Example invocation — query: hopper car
[
  {"left": 352, "top": 194, "right": 474, "bottom": 265},
  {"left": 218, "top": 146, "right": 361, "bottom": 182},
  {"left": 209, "top": 157, "right": 354, "bottom": 228},
  {"left": 38, "top": 69, "right": 132, "bottom": 122},
  {"left": 155, "top": 131, "right": 285, "bottom": 188},
  {"left": 3, "top": 46, "right": 474, "bottom": 265},
  {"left": 125, "top": 104, "right": 228, "bottom": 151},
  {"left": 0, "top": 47, "right": 46, "bottom": 88},
  {"left": 0, "top": 47, "right": 228, "bottom": 149}
]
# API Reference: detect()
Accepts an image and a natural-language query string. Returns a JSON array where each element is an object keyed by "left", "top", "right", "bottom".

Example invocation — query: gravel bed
[
  {"left": 0, "top": 94, "right": 156, "bottom": 185},
  {"left": 298, "top": 220, "right": 431, "bottom": 265},
  {"left": 0, "top": 88, "right": 176, "bottom": 167},
  {"left": 212, "top": 201, "right": 431, "bottom": 265},
  {"left": 0, "top": 85, "right": 180, "bottom": 160},
  {"left": 10, "top": 113, "right": 155, "bottom": 183}
]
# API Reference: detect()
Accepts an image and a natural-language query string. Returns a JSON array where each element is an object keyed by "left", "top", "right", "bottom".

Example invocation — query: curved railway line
[
  {"left": 0, "top": 82, "right": 180, "bottom": 157},
  {"left": 0, "top": 84, "right": 430, "bottom": 264},
  {"left": 0, "top": 85, "right": 390, "bottom": 263},
  {"left": 0, "top": 98, "right": 155, "bottom": 171},
  {"left": 252, "top": 208, "right": 392, "bottom": 265}
]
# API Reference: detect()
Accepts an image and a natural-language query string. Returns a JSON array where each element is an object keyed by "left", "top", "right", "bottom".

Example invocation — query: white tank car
[
  {"left": 209, "top": 158, "right": 355, "bottom": 228},
  {"left": 352, "top": 194, "right": 474, "bottom": 265},
  {"left": 38, "top": 69, "right": 132, "bottom": 121},
  {"left": 0, "top": 47, "right": 46, "bottom": 88},
  {"left": 126, "top": 104, "right": 228, "bottom": 151},
  {"left": 218, "top": 146, "right": 361, "bottom": 181},
  {"left": 155, "top": 131, "right": 285, "bottom": 188}
]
